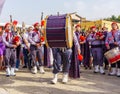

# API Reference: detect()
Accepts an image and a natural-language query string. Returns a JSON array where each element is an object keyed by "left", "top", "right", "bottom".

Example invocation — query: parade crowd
[{"left": 0, "top": 20, "right": 120, "bottom": 84}]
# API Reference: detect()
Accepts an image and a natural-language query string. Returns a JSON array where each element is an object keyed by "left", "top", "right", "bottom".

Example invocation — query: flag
[{"left": 0, "top": 0, "right": 5, "bottom": 15}]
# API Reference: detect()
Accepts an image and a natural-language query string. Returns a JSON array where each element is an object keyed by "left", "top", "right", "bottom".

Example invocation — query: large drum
[
  {"left": 104, "top": 47, "right": 120, "bottom": 64},
  {"left": 45, "top": 14, "right": 73, "bottom": 48}
]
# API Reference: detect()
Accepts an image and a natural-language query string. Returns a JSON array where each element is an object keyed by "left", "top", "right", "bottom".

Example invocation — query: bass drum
[{"left": 45, "top": 14, "right": 73, "bottom": 48}]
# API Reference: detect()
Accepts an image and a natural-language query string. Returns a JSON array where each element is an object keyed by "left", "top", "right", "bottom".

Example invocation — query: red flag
[{"left": 0, "top": 0, "right": 5, "bottom": 15}]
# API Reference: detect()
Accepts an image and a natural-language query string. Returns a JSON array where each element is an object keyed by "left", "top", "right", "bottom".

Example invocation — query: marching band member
[
  {"left": 12, "top": 20, "right": 21, "bottom": 71},
  {"left": 0, "top": 27, "right": 5, "bottom": 70},
  {"left": 74, "top": 24, "right": 81, "bottom": 41},
  {"left": 74, "top": 24, "right": 84, "bottom": 65},
  {"left": 69, "top": 30, "right": 82, "bottom": 79},
  {"left": 51, "top": 32, "right": 80, "bottom": 84},
  {"left": 87, "top": 26, "right": 105, "bottom": 74},
  {"left": 84, "top": 30, "right": 93, "bottom": 69},
  {"left": 22, "top": 26, "right": 33, "bottom": 69},
  {"left": 105, "top": 22, "right": 120, "bottom": 77},
  {"left": 2, "top": 23, "right": 20, "bottom": 77},
  {"left": 51, "top": 48, "right": 71, "bottom": 84},
  {"left": 28, "top": 22, "right": 45, "bottom": 74},
  {"left": 101, "top": 27, "right": 109, "bottom": 70}
]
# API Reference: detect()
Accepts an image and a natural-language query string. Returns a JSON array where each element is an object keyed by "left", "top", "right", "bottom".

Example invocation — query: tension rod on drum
[
  {"left": 46, "top": 27, "right": 67, "bottom": 30},
  {"left": 48, "top": 40, "right": 66, "bottom": 42}
]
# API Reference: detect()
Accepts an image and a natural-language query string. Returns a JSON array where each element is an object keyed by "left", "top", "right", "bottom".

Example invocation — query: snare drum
[
  {"left": 104, "top": 47, "right": 120, "bottom": 64},
  {"left": 45, "top": 14, "right": 73, "bottom": 48}
]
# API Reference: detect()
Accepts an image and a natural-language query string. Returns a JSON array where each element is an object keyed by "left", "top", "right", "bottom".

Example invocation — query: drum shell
[
  {"left": 45, "top": 14, "right": 73, "bottom": 48},
  {"left": 104, "top": 47, "right": 120, "bottom": 64}
]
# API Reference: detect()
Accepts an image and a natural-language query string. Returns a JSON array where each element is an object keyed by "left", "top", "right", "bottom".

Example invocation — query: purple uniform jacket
[
  {"left": 28, "top": 30, "right": 41, "bottom": 45},
  {"left": 73, "top": 32, "right": 80, "bottom": 50},
  {"left": 2, "top": 31, "right": 15, "bottom": 47},
  {"left": 69, "top": 32, "right": 81, "bottom": 78},
  {"left": 87, "top": 32, "right": 102, "bottom": 46},
  {"left": 105, "top": 30, "right": 120, "bottom": 46},
  {"left": 75, "top": 31, "right": 80, "bottom": 42}
]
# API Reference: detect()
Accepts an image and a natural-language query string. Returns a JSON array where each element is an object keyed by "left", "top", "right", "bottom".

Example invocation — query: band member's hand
[
  {"left": 36, "top": 43, "right": 39, "bottom": 47},
  {"left": 106, "top": 45, "right": 110, "bottom": 50},
  {"left": 96, "top": 36, "right": 99, "bottom": 40},
  {"left": 27, "top": 48, "right": 30, "bottom": 52},
  {"left": 36, "top": 43, "right": 41, "bottom": 47},
  {"left": 26, "top": 44, "right": 30, "bottom": 52},
  {"left": 99, "top": 35, "right": 104, "bottom": 40},
  {"left": 80, "top": 41, "right": 85, "bottom": 44},
  {"left": 16, "top": 41, "right": 20, "bottom": 46},
  {"left": 26, "top": 44, "right": 30, "bottom": 51},
  {"left": 114, "top": 42, "right": 118, "bottom": 45},
  {"left": 13, "top": 45, "right": 17, "bottom": 48},
  {"left": 78, "top": 49, "right": 81, "bottom": 55}
]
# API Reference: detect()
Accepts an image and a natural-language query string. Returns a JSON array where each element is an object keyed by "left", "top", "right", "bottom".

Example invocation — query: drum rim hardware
[{"left": 104, "top": 47, "right": 120, "bottom": 64}]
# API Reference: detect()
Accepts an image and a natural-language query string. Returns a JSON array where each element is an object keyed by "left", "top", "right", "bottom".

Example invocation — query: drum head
[{"left": 66, "top": 14, "right": 73, "bottom": 48}]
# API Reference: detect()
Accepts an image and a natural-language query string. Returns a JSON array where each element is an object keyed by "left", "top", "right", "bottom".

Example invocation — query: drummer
[
  {"left": 105, "top": 22, "right": 120, "bottom": 77},
  {"left": 87, "top": 26, "right": 105, "bottom": 74},
  {"left": 51, "top": 33, "right": 81, "bottom": 84}
]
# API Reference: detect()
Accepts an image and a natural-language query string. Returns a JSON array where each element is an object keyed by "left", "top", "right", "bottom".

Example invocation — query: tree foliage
[{"left": 104, "top": 15, "right": 120, "bottom": 23}]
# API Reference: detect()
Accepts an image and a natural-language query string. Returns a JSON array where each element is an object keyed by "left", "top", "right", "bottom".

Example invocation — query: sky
[{"left": 0, "top": 0, "right": 120, "bottom": 25}]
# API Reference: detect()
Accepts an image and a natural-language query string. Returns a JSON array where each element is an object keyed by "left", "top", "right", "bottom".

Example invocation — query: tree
[{"left": 104, "top": 15, "right": 120, "bottom": 23}]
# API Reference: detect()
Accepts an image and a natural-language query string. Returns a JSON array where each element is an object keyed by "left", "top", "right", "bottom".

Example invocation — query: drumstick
[
  {"left": 10, "top": 15, "right": 14, "bottom": 31},
  {"left": 40, "top": 12, "right": 44, "bottom": 36},
  {"left": 57, "top": 12, "right": 59, "bottom": 16},
  {"left": 41, "top": 12, "right": 43, "bottom": 21},
  {"left": 10, "top": 15, "right": 12, "bottom": 23}
]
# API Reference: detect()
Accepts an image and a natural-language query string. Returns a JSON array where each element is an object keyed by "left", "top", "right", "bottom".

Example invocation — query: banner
[{"left": 0, "top": 0, "right": 5, "bottom": 15}]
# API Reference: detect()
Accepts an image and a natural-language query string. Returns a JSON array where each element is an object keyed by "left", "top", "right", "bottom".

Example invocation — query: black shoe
[
  {"left": 94, "top": 71, "right": 99, "bottom": 73},
  {"left": 117, "top": 75, "right": 120, "bottom": 77},
  {"left": 6, "top": 75, "right": 10, "bottom": 77},
  {"left": 108, "top": 74, "right": 115, "bottom": 76},
  {"left": 22, "top": 66, "right": 27, "bottom": 68},
  {"left": 89, "top": 66, "right": 92, "bottom": 70},
  {"left": 37, "top": 66, "right": 40, "bottom": 70},
  {"left": 101, "top": 72, "right": 105, "bottom": 75},
  {"left": 84, "top": 66, "right": 88, "bottom": 70},
  {"left": 104, "top": 66, "right": 108, "bottom": 70}
]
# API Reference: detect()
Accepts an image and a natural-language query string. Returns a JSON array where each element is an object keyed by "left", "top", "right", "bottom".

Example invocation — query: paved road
[{"left": 0, "top": 68, "right": 120, "bottom": 94}]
